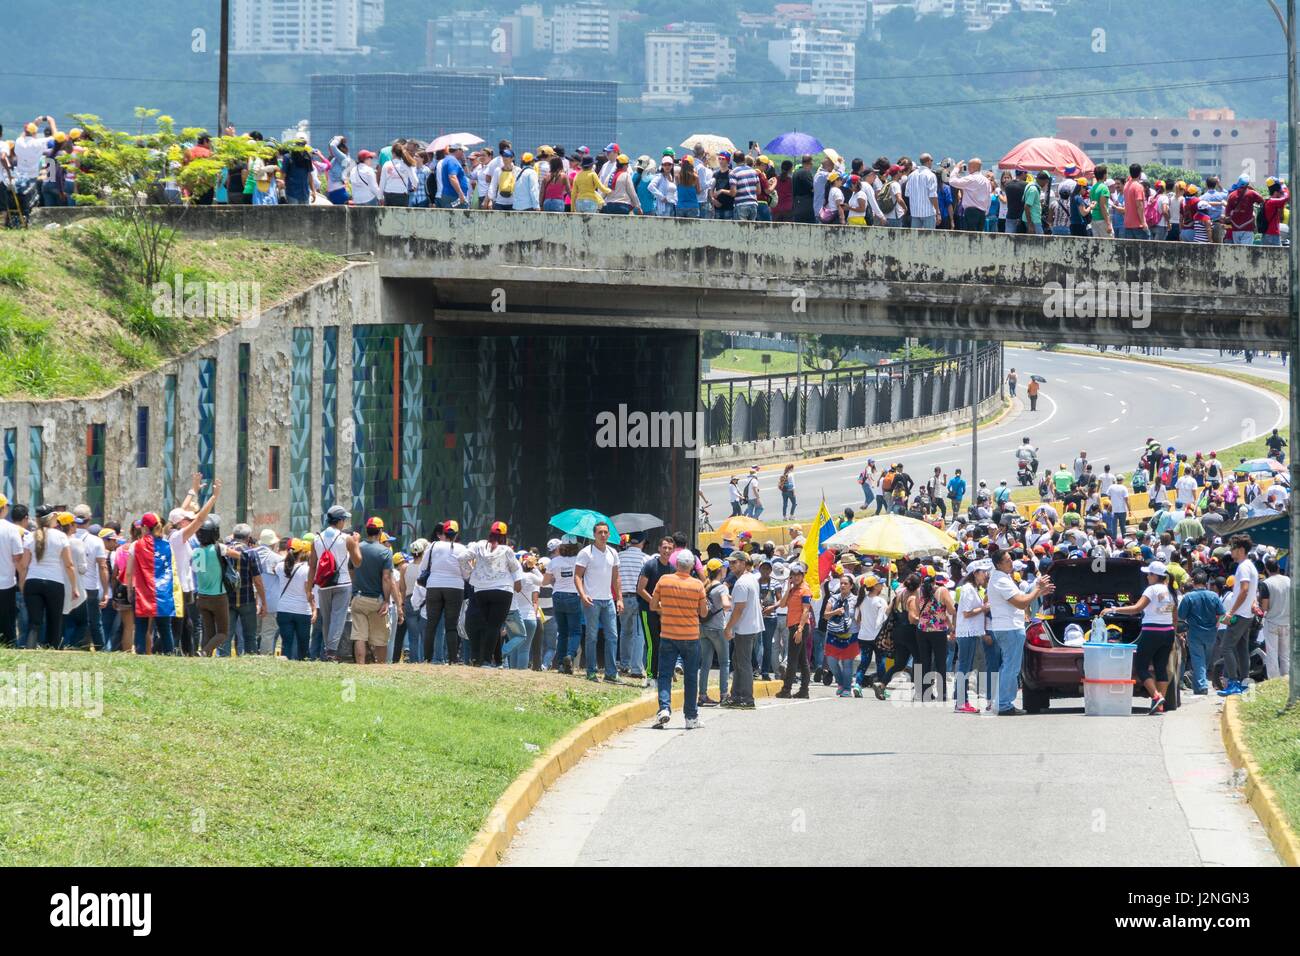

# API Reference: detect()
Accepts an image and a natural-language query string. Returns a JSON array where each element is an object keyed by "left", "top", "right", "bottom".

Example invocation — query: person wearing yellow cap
[
  {"left": 23, "top": 509, "right": 81, "bottom": 649},
  {"left": 348, "top": 516, "right": 401, "bottom": 664},
  {"left": 697, "top": 558, "right": 732, "bottom": 706},
  {"left": 853, "top": 573, "right": 887, "bottom": 696},
  {"left": 512, "top": 150, "right": 540, "bottom": 211},
  {"left": 601, "top": 153, "right": 642, "bottom": 215},
  {"left": 267, "top": 534, "right": 316, "bottom": 659},
  {"left": 0, "top": 492, "right": 25, "bottom": 647},
  {"left": 13, "top": 115, "right": 57, "bottom": 215}
]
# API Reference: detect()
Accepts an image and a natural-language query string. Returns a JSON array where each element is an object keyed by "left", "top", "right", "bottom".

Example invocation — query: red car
[{"left": 1020, "top": 557, "right": 1183, "bottom": 713}]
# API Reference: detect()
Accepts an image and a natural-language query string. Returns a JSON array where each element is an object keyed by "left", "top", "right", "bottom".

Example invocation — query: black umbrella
[
  {"left": 609, "top": 513, "right": 664, "bottom": 534},
  {"left": 1030, "top": 374, "right": 1047, "bottom": 383}
]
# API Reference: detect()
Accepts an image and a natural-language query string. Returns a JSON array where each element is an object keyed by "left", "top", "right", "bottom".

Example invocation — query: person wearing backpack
[
  {"left": 742, "top": 466, "right": 763, "bottom": 519},
  {"left": 488, "top": 149, "right": 518, "bottom": 211},
  {"left": 858, "top": 459, "right": 877, "bottom": 508},
  {"left": 1144, "top": 182, "right": 1166, "bottom": 240},
  {"left": 309, "top": 505, "right": 356, "bottom": 662},
  {"left": 778, "top": 465, "right": 797, "bottom": 519}
]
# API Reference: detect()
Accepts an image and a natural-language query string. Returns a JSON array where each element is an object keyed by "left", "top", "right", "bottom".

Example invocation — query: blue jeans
[
  {"left": 828, "top": 653, "right": 858, "bottom": 692},
  {"left": 1262, "top": 234, "right": 1282, "bottom": 246},
  {"left": 744, "top": 499, "right": 764, "bottom": 518},
  {"left": 699, "top": 625, "right": 729, "bottom": 698},
  {"left": 552, "top": 591, "right": 583, "bottom": 664},
  {"left": 911, "top": 215, "right": 936, "bottom": 229},
  {"left": 277, "top": 612, "right": 311, "bottom": 660},
  {"left": 101, "top": 603, "right": 120, "bottom": 651},
  {"left": 1123, "top": 226, "right": 1149, "bottom": 239},
  {"left": 575, "top": 198, "right": 600, "bottom": 213},
  {"left": 541, "top": 612, "right": 558, "bottom": 668},
  {"left": 1186, "top": 627, "right": 1217, "bottom": 693},
  {"left": 992, "top": 628, "right": 1026, "bottom": 712},
  {"left": 954, "top": 633, "right": 980, "bottom": 706},
  {"left": 582, "top": 598, "right": 618, "bottom": 678},
  {"left": 135, "top": 616, "right": 175, "bottom": 655},
  {"left": 327, "top": 186, "right": 349, "bottom": 204},
  {"left": 675, "top": 206, "right": 699, "bottom": 218},
  {"left": 736, "top": 202, "right": 759, "bottom": 221},
  {"left": 618, "top": 597, "right": 643, "bottom": 673},
  {"left": 656, "top": 202, "right": 676, "bottom": 216},
  {"left": 781, "top": 490, "right": 796, "bottom": 517},
  {"left": 542, "top": 198, "right": 566, "bottom": 212},
  {"left": 812, "top": 628, "right": 827, "bottom": 671},
  {"left": 760, "top": 617, "right": 778, "bottom": 676},
  {"left": 601, "top": 202, "right": 631, "bottom": 215},
  {"left": 657, "top": 638, "right": 701, "bottom": 720},
  {"left": 503, "top": 611, "right": 535, "bottom": 669},
  {"left": 63, "top": 590, "right": 103, "bottom": 649},
  {"left": 757, "top": 203, "right": 773, "bottom": 222},
  {"left": 1231, "top": 230, "right": 1255, "bottom": 245}
]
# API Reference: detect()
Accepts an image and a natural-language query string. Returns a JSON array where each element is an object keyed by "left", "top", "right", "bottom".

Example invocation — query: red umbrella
[{"left": 997, "top": 137, "right": 1094, "bottom": 177}]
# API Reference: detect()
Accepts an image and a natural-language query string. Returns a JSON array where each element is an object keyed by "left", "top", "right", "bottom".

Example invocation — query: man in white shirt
[
  {"left": 904, "top": 153, "right": 940, "bottom": 228},
  {"left": 617, "top": 537, "right": 647, "bottom": 676},
  {"left": 987, "top": 547, "right": 1054, "bottom": 714},
  {"left": 724, "top": 551, "right": 764, "bottom": 707},
  {"left": 575, "top": 520, "right": 623, "bottom": 682},
  {"left": 66, "top": 505, "right": 109, "bottom": 650},
  {"left": 1259, "top": 557, "right": 1290, "bottom": 680},
  {"left": 1219, "top": 534, "right": 1259, "bottom": 695},
  {"left": 743, "top": 466, "right": 763, "bottom": 518},
  {"left": 1174, "top": 471, "right": 1198, "bottom": 508},
  {"left": 309, "top": 505, "right": 356, "bottom": 661},
  {"left": 692, "top": 146, "right": 714, "bottom": 219},
  {"left": 1107, "top": 477, "right": 1130, "bottom": 537},
  {"left": 0, "top": 494, "right": 28, "bottom": 647}
]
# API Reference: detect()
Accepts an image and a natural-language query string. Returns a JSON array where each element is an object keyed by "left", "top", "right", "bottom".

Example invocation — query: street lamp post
[
  {"left": 1269, "top": 0, "right": 1299, "bottom": 709},
  {"left": 218, "top": 0, "right": 230, "bottom": 134}
]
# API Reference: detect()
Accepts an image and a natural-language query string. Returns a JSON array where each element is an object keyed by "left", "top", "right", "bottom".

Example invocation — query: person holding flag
[{"left": 775, "top": 499, "right": 833, "bottom": 698}]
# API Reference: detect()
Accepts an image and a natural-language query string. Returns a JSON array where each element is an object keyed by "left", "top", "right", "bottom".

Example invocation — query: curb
[
  {"left": 458, "top": 678, "right": 786, "bottom": 866},
  {"left": 1220, "top": 695, "right": 1300, "bottom": 867},
  {"left": 698, "top": 395, "right": 1017, "bottom": 481}
]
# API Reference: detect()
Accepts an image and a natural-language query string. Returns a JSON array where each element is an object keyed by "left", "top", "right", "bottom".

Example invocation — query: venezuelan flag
[
  {"left": 800, "top": 500, "right": 835, "bottom": 600},
  {"left": 131, "top": 534, "right": 184, "bottom": 618}
]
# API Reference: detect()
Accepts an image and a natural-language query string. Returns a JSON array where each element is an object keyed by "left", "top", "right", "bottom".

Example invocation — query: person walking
[
  {"left": 650, "top": 551, "right": 708, "bottom": 730},
  {"left": 272, "top": 538, "right": 314, "bottom": 660},
  {"left": 617, "top": 536, "right": 647, "bottom": 676},
  {"left": 346, "top": 517, "right": 399, "bottom": 664},
  {"left": 460, "top": 522, "right": 522, "bottom": 668},
  {"left": 575, "top": 520, "right": 622, "bottom": 682},
  {"left": 309, "top": 505, "right": 355, "bottom": 662},
  {"left": 416, "top": 520, "right": 469, "bottom": 664},
  {"left": 1026, "top": 376, "right": 1040, "bottom": 412},
  {"left": 778, "top": 464, "right": 797, "bottom": 518},
  {"left": 742, "top": 466, "right": 763, "bottom": 518},
  {"left": 637, "top": 536, "right": 676, "bottom": 683},
  {"left": 823, "top": 575, "right": 860, "bottom": 697}
]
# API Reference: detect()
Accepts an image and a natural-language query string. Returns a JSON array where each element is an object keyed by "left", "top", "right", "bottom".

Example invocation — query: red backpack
[{"left": 314, "top": 533, "right": 343, "bottom": 588}]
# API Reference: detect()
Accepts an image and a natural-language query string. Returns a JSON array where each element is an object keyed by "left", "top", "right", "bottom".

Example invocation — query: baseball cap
[
  {"left": 97, "top": 527, "right": 115, "bottom": 539},
  {"left": 501, "top": 148, "right": 514, "bottom": 158},
  {"left": 1140, "top": 561, "right": 1168, "bottom": 576},
  {"left": 490, "top": 520, "right": 508, "bottom": 535},
  {"left": 0, "top": 493, "right": 7, "bottom": 509},
  {"left": 577, "top": 145, "right": 590, "bottom": 155},
  {"left": 728, "top": 551, "right": 752, "bottom": 565},
  {"left": 521, "top": 152, "right": 534, "bottom": 164},
  {"left": 167, "top": 507, "right": 194, "bottom": 526},
  {"left": 605, "top": 142, "right": 620, "bottom": 153},
  {"left": 358, "top": 149, "right": 376, "bottom": 160},
  {"left": 326, "top": 505, "right": 351, "bottom": 522},
  {"left": 862, "top": 574, "right": 879, "bottom": 588},
  {"left": 56, "top": 512, "right": 75, "bottom": 526},
  {"left": 73, "top": 504, "right": 92, "bottom": 524},
  {"left": 366, "top": 516, "right": 385, "bottom": 531},
  {"left": 140, "top": 512, "right": 160, "bottom": 529},
  {"left": 547, "top": 537, "right": 561, "bottom": 551},
  {"left": 705, "top": 558, "right": 724, "bottom": 572},
  {"left": 443, "top": 519, "right": 460, "bottom": 535}
]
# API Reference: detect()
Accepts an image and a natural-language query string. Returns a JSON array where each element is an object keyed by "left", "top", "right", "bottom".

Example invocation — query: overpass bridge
[{"left": 40, "top": 204, "right": 1290, "bottom": 350}]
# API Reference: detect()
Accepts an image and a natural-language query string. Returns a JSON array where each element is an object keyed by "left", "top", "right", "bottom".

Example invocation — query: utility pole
[
  {"left": 1269, "top": 0, "right": 1299, "bottom": 710},
  {"left": 218, "top": 0, "right": 230, "bottom": 134},
  {"left": 969, "top": 348, "right": 978, "bottom": 509}
]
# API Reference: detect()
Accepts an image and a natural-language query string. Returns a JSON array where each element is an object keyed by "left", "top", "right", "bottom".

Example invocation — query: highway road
[{"left": 699, "top": 347, "right": 1288, "bottom": 525}]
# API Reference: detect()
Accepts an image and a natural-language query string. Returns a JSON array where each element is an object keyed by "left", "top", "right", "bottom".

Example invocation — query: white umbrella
[
  {"left": 823, "top": 514, "right": 957, "bottom": 559},
  {"left": 429, "top": 132, "right": 485, "bottom": 152}
]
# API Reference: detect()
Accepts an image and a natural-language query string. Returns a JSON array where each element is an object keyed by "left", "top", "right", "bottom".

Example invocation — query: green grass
[
  {"left": 0, "top": 650, "right": 639, "bottom": 865},
  {"left": 1238, "top": 679, "right": 1300, "bottom": 843}
]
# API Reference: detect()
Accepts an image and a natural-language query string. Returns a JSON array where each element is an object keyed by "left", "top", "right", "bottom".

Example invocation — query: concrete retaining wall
[{"left": 701, "top": 393, "right": 1005, "bottom": 469}]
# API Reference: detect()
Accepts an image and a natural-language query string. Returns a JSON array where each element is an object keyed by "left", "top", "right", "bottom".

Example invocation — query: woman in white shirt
[
  {"left": 649, "top": 159, "right": 677, "bottom": 217},
  {"left": 347, "top": 151, "right": 381, "bottom": 206},
  {"left": 397, "top": 538, "right": 428, "bottom": 663},
  {"left": 379, "top": 143, "right": 417, "bottom": 207},
  {"left": 542, "top": 538, "right": 582, "bottom": 673},
  {"left": 417, "top": 521, "right": 469, "bottom": 664},
  {"left": 459, "top": 521, "right": 522, "bottom": 667},
  {"left": 845, "top": 176, "right": 869, "bottom": 226},
  {"left": 504, "top": 555, "right": 542, "bottom": 670},
  {"left": 271, "top": 540, "right": 315, "bottom": 660},
  {"left": 23, "top": 512, "right": 80, "bottom": 648},
  {"left": 1103, "top": 561, "right": 1178, "bottom": 714},
  {"left": 953, "top": 560, "right": 992, "bottom": 714}
]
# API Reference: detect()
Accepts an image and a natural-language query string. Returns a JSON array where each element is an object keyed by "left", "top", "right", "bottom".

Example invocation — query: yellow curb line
[
  {"left": 1220, "top": 695, "right": 1300, "bottom": 867},
  {"left": 458, "top": 678, "right": 787, "bottom": 867},
  {"left": 698, "top": 396, "right": 1017, "bottom": 481}
]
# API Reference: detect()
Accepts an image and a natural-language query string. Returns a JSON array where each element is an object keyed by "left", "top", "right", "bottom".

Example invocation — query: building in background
[
  {"left": 642, "top": 25, "right": 736, "bottom": 108},
  {"left": 1057, "top": 109, "right": 1280, "bottom": 182},
  {"left": 550, "top": 1, "right": 618, "bottom": 54},
  {"left": 310, "top": 72, "right": 617, "bottom": 152},
  {"left": 231, "top": 0, "right": 380, "bottom": 55},
  {"left": 426, "top": 12, "right": 517, "bottom": 70},
  {"left": 812, "top": 0, "right": 874, "bottom": 37},
  {"left": 768, "top": 26, "right": 855, "bottom": 108}
]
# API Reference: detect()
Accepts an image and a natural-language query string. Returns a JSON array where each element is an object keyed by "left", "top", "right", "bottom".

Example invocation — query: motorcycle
[{"left": 1016, "top": 458, "right": 1037, "bottom": 486}]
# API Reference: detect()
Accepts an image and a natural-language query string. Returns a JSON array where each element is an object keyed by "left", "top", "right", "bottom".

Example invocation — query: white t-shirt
[
  {"left": 987, "top": 569, "right": 1025, "bottom": 630},
  {"left": 728, "top": 482, "right": 741, "bottom": 504},
  {"left": 1174, "top": 474, "right": 1198, "bottom": 506},
  {"left": 857, "top": 592, "right": 887, "bottom": 640},
  {"left": 1141, "top": 582, "right": 1175, "bottom": 625},
  {"left": 1098, "top": 471, "right": 1114, "bottom": 495},
  {"left": 1229, "top": 558, "right": 1259, "bottom": 616},
  {"left": 463, "top": 541, "right": 521, "bottom": 593},
  {"left": 955, "top": 582, "right": 987, "bottom": 637},
  {"left": 512, "top": 569, "right": 541, "bottom": 619},
  {"left": 1263, "top": 574, "right": 1290, "bottom": 627},
  {"left": 0, "top": 518, "right": 25, "bottom": 589},
  {"left": 1107, "top": 483, "right": 1129, "bottom": 514},
  {"left": 74, "top": 529, "right": 107, "bottom": 593},
  {"left": 346, "top": 163, "right": 381, "bottom": 204},
  {"left": 419, "top": 540, "right": 469, "bottom": 590},
  {"left": 313, "top": 527, "right": 352, "bottom": 587},
  {"left": 64, "top": 537, "right": 87, "bottom": 612},
  {"left": 271, "top": 560, "right": 312, "bottom": 616},
  {"left": 728, "top": 571, "right": 764, "bottom": 634},
  {"left": 549, "top": 554, "right": 578, "bottom": 594},
  {"left": 403, "top": 562, "right": 425, "bottom": 612},
  {"left": 13, "top": 134, "right": 51, "bottom": 179},
  {"left": 25, "top": 528, "right": 70, "bottom": 583},
  {"left": 259, "top": 549, "right": 284, "bottom": 614},
  {"left": 575, "top": 543, "right": 619, "bottom": 602},
  {"left": 169, "top": 529, "right": 195, "bottom": 592}
]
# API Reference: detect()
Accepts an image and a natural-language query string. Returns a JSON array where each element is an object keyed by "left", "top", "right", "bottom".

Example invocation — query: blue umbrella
[
  {"left": 549, "top": 508, "right": 620, "bottom": 540},
  {"left": 764, "top": 132, "right": 824, "bottom": 155}
]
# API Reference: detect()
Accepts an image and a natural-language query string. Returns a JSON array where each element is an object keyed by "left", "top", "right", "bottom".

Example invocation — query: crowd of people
[
  {"left": 0, "top": 416, "right": 1288, "bottom": 728},
  {"left": 2, "top": 114, "right": 1290, "bottom": 244}
]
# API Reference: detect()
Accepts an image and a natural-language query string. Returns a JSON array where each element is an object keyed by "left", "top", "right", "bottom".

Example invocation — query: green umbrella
[{"left": 549, "top": 508, "right": 620, "bottom": 540}]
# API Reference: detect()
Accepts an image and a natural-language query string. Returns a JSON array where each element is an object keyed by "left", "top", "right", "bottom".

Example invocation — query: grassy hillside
[
  {"left": 0, "top": 222, "right": 342, "bottom": 400},
  {"left": 0, "top": 650, "right": 638, "bottom": 865}
]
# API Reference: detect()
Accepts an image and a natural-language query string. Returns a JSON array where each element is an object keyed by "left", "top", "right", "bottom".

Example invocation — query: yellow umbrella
[
  {"left": 822, "top": 514, "right": 956, "bottom": 559},
  {"left": 679, "top": 133, "right": 738, "bottom": 158},
  {"left": 717, "top": 515, "right": 768, "bottom": 539}
]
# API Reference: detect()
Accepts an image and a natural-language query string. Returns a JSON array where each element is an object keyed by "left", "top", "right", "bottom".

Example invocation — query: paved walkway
[{"left": 503, "top": 684, "right": 1277, "bottom": 867}]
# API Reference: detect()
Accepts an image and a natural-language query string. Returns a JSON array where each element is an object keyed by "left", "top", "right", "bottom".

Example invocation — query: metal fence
[{"left": 700, "top": 344, "right": 1002, "bottom": 447}]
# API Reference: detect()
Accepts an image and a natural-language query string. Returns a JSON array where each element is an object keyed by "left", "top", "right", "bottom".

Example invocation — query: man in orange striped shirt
[{"left": 650, "top": 551, "right": 708, "bottom": 729}]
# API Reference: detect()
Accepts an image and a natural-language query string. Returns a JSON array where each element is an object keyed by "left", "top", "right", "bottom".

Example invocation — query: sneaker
[
  {"left": 760, "top": 673, "right": 774, "bottom": 682},
  {"left": 603, "top": 674, "right": 623, "bottom": 684},
  {"left": 562, "top": 656, "right": 574, "bottom": 675},
  {"left": 997, "top": 707, "right": 1024, "bottom": 716},
  {"left": 1193, "top": 688, "right": 1209, "bottom": 696},
  {"left": 586, "top": 673, "right": 600, "bottom": 682},
  {"left": 628, "top": 671, "right": 646, "bottom": 679},
  {"left": 852, "top": 685, "right": 863, "bottom": 698},
  {"left": 684, "top": 717, "right": 701, "bottom": 730},
  {"left": 674, "top": 663, "right": 684, "bottom": 677},
  {"left": 653, "top": 708, "right": 670, "bottom": 728},
  {"left": 956, "top": 702, "right": 980, "bottom": 714},
  {"left": 836, "top": 689, "right": 851, "bottom": 698},
  {"left": 794, "top": 687, "right": 810, "bottom": 699},
  {"left": 1147, "top": 694, "right": 1165, "bottom": 715},
  {"left": 774, "top": 688, "right": 792, "bottom": 699},
  {"left": 873, "top": 683, "right": 887, "bottom": 701},
  {"left": 698, "top": 696, "right": 720, "bottom": 708},
  {"left": 734, "top": 698, "right": 757, "bottom": 709},
  {"left": 1217, "top": 681, "right": 1245, "bottom": 697}
]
